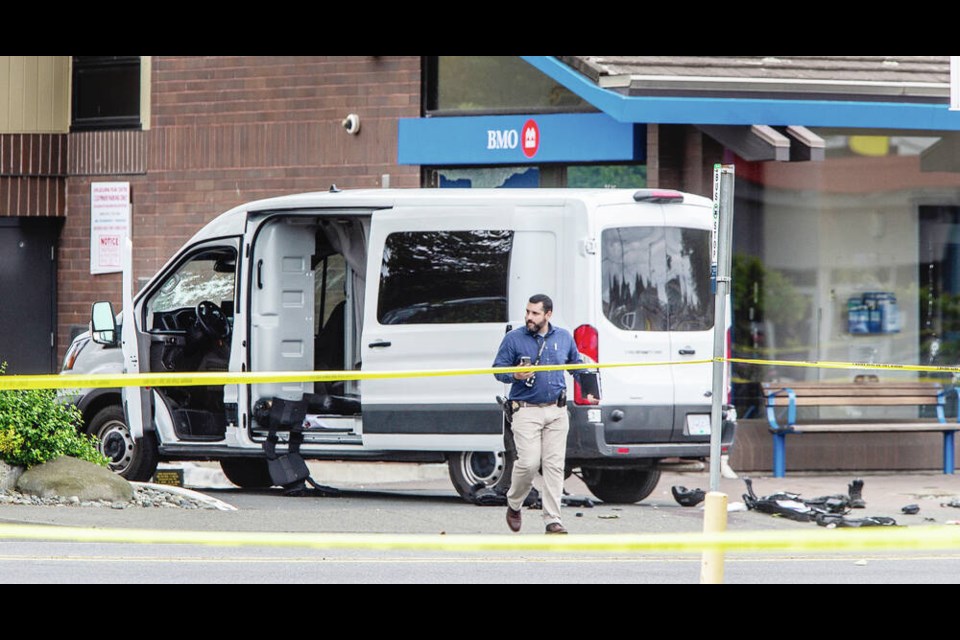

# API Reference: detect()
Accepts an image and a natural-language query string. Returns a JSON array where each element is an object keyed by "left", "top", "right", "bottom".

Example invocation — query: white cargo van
[{"left": 88, "top": 187, "right": 736, "bottom": 504}]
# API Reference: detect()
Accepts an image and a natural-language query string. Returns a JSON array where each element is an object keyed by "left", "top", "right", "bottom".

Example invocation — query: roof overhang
[{"left": 521, "top": 56, "right": 960, "bottom": 132}]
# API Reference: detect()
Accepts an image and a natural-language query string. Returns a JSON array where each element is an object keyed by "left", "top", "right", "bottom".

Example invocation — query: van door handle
[
  {"left": 678, "top": 347, "right": 696, "bottom": 355},
  {"left": 368, "top": 340, "right": 392, "bottom": 348},
  {"left": 257, "top": 260, "right": 263, "bottom": 289}
]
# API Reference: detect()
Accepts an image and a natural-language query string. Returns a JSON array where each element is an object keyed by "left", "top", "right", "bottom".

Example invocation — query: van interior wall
[{"left": 314, "top": 217, "right": 369, "bottom": 397}]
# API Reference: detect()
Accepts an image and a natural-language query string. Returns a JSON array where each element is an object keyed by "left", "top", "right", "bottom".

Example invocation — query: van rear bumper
[{"left": 566, "top": 407, "right": 736, "bottom": 462}]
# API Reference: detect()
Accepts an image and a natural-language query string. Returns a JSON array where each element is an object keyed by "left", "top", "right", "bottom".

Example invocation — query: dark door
[{"left": 0, "top": 219, "right": 59, "bottom": 374}]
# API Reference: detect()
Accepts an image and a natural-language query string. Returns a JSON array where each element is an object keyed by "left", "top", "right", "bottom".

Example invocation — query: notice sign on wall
[{"left": 90, "top": 182, "right": 131, "bottom": 275}]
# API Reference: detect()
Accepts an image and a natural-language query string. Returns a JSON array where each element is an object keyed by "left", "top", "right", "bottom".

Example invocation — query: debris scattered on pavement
[
  {"left": 563, "top": 495, "right": 597, "bottom": 508},
  {"left": 847, "top": 478, "right": 866, "bottom": 508},
  {"left": 742, "top": 477, "right": 898, "bottom": 526},
  {"left": 727, "top": 501, "right": 748, "bottom": 512},
  {"left": 901, "top": 504, "right": 920, "bottom": 515},
  {"left": 469, "top": 484, "right": 540, "bottom": 508},
  {"left": 854, "top": 560, "right": 868, "bottom": 566},
  {"left": 598, "top": 514, "right": 619, "bottom": 519},
  {"left": 816, "top": 514, "right": 897, "bottom": 528},
  {"left": 671, "top": 485, "right": 706, "bottom": 507},
  {"left": 468, "top": 485, "right": 595, "bottom": 509},
  {"left": 940, "top": 498, "right": 960, "bottom": 509}
]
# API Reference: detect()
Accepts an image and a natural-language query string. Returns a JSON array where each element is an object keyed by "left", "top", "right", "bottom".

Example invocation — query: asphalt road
[{"left": 2, "top": 463, "right": 960, "bottom": 583}]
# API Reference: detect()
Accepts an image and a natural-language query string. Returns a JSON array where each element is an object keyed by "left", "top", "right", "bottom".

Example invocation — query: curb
[{"left": 131, "top": 482, "right": 238, "bottom": 511}]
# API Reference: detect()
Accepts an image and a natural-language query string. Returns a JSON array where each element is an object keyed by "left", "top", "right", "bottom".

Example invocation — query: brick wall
[
  {"left": 57, "top": 55, "right": 421, "bottom": 358},
  {"left": 0, "top": 134, "right": 67, "bottom": 217}
]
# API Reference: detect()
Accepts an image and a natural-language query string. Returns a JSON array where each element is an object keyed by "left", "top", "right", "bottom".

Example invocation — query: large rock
[
  {"left": 0, "top": 461, "right": 24, "bottom": 491},
  {"left": 16, "top": 456, "right": 133, "bottom": 502}
]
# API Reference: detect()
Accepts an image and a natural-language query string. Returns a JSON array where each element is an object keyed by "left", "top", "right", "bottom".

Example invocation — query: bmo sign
[
  {"left": 398, "top": 113, "right": 644, "bottom": 166},
  {"left": 487, "top": 119, "right": 540, "bottom": 158}
]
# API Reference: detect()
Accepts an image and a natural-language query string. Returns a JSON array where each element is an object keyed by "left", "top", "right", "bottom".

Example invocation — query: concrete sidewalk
[{"left": 169, "top": 460, "right": 960, "bottom": 527}]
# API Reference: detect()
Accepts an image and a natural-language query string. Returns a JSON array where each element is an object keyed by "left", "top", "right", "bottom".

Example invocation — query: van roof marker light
[{"left": 633, "top": 189, "right": 684, "bottom": 204}]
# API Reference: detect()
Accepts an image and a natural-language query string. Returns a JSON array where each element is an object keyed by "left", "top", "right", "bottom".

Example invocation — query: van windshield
[{"left": 602, "top": 226, "right": 713, "bottom": 332}]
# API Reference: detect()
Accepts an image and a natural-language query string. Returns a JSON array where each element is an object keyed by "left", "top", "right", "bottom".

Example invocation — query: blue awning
[{"left": 521, "top": 56, "right": 960, "bottom": 132}]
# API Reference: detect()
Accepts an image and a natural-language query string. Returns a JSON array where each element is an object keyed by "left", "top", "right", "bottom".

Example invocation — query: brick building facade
[{"left": 31, "top": 56, "right": 422, "bottom": 364}]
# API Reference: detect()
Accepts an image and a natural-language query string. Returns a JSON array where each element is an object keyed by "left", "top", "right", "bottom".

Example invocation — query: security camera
[{"left": 342, "top": 113, "right": 361, "bottom": 135}]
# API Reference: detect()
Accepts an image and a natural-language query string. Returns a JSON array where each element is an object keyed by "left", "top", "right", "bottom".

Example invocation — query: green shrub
[{"left": 0, "top": 364, "right": 108, "bottom": 468}]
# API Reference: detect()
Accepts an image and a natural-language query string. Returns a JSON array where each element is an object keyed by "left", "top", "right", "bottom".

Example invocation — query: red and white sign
[
  {"left": 90, "top": 182, "right": 131, "bottom": 275},
  {"left": 521, "top": 119, "right": 540, "bottom": 158}
]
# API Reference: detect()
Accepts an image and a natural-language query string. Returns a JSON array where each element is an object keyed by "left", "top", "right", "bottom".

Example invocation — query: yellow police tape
[
  {"left": 8, "top": 355, "right": 960, "bottom": 392},
  {"left": 4, "top": 357, "right": 960, "bottom": 556},
  {"left": 6, "top": 360, "right": 714, "bottom": 391},
  {"left": 0, "top": 522, "right": 959, "bottom": 553}
]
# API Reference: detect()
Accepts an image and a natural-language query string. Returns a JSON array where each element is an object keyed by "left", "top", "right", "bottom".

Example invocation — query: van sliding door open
[{"left": 360, "top": 207, "right": 512, "bottom": 452}]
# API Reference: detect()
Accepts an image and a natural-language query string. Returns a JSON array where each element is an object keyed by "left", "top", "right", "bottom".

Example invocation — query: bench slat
[
  {"left": 762, "top": 386, "right": 942, "bottom": 397},
  {"left": 792, "top": 421, "right": 960, "bottom": 433},
  {"left": 762, "top": 382, "right": 940, "bottom": 387},
  {"left": 767, "top": 396, "right": 941, "bottom": 406}
]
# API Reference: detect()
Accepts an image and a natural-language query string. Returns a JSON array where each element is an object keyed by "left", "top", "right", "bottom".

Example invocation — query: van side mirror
[{"left": 90, "top": 301, "right": 118, "bottom": 346}]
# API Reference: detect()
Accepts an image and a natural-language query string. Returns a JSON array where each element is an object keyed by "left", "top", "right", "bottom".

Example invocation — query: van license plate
[{"left": 686, "top": 415, "right": 711, "bottom": 436}]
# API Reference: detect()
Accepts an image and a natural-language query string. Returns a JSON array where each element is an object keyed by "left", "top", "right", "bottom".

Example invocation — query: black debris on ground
[{"left": 741, "top": 477, "right": 899, "bottom": 527}]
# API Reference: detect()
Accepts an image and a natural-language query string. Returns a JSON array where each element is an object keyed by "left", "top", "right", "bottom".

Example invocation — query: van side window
[
  {"left": 377, "top": 230, "right": 512, "bottom": 324},
  {"left": 602, "top": 227, "right": 713, "bottom": 332}
]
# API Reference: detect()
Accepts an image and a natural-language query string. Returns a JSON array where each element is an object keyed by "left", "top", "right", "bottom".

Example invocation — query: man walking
[{"left": 492, "top": 294, "right": 596, "bottom": 534}]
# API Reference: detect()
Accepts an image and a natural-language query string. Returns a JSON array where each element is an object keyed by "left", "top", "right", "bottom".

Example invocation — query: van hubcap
[
  {"left": 98, "top": 420, "right": 135, "bottom": 473},
  {"left": 459, "top": 451, "right": 505, "bottom": 487}
]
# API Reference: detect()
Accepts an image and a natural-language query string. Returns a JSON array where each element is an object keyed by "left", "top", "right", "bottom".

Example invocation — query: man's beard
[{"left": 527, "top": 319, "right": 545, "bottom": 333}]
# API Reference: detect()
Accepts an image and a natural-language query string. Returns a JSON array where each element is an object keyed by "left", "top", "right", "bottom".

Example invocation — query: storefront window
[
  {"left": 731, "top": 129, "right": 960, "bottom": 418},
  {"left": 568, "top": 165, "right": 646, "bottom": 188},
  {"left": 427, "top": 56, "right": 591, "bottom": 114}
]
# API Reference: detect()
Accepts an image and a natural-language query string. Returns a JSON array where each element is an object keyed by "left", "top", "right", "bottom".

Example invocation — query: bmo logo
[
  {"left": 521, "top": 119, "right": 539, "bottom": 158},
  {"left": 486, "top": 119, "right": 540, "bottom": 158}
]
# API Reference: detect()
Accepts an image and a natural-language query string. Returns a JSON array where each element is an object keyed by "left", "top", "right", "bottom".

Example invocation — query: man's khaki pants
[{"left": 506, "top": 404, "right": 569, "bottom": 526}]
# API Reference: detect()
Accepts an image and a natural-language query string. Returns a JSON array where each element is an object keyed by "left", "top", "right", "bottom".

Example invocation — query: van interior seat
[{"left": 312, "top": 300, "right": 360, "bottom": 414}]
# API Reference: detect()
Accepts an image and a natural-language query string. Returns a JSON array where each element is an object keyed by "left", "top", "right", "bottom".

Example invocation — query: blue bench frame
[{"left": 765, "top": 385, "right": 958, "bottom": 478}]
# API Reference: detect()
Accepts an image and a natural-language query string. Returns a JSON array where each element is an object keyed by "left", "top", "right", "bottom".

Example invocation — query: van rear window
[
  {"left": 377, "top": 230, "right": 512, "bottom": 324},
  {"left": 602, "top": 227, "right": 713, "bottom": 332}
]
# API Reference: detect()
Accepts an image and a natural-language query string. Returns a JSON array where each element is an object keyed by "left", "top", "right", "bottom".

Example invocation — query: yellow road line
[{"left": 1, "top": 523, "right": 959, "bottom": 553}]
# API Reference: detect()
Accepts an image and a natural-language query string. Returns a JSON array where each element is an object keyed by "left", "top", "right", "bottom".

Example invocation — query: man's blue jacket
[{"left": 492, "top": 323, "right": 586, "bottom": 403}]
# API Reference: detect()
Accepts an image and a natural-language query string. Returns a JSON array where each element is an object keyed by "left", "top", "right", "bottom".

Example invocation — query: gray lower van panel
[
  {"left": 600, "top": 405, "right": 674, "bottom": 444},
  {"left": 363, "top": 404, "right": 502, "bottom": 434},
  {"left": 566, "top": 406, "right": 735, "bottom": 461}
]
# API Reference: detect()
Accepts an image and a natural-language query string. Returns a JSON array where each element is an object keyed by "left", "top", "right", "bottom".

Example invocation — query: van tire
[
  {"left": 448, "top": 451, "right": 512, "bottom": 502},
  {"left": 580, "top": 467, "right": 661, "bottom": 504},
  {"left": 220, "top": 458, "right": 275, "bottom": 488},
  {"left": 86, "top": 405, "right": 159, "bottom": 482}
]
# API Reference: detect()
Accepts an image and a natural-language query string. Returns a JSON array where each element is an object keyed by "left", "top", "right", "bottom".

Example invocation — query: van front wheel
[
  {"left": 86, "top": 405, "right": 159, "bottom": 482},
  {"left": 448, "top": 451, "right": 512, "bottom": 502},
  {"left": 580, "top": 467, "right": 661, "bottom": 504}
]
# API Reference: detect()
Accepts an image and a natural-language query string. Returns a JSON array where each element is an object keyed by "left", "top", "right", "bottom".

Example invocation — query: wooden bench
[{"left": 761, "top": 380, "right": 960, "bottom": 477}]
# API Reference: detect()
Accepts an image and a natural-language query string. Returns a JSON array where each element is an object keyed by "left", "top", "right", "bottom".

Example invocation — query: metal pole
[{"left": 709, "top": 164, "right": 735, "bottom": 493}]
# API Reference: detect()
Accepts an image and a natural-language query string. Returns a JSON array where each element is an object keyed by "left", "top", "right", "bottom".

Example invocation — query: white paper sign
[{"left": 90, "top": 182, "right": 131, "bottom": 275}]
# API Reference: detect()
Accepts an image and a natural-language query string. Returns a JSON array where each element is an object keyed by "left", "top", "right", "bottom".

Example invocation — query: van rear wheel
[
  {"left": 580, "top": 467, "right": 661, "bottom": 504},
  {"left": 448, "top": 451, "right": 512, "bottom": 502}
]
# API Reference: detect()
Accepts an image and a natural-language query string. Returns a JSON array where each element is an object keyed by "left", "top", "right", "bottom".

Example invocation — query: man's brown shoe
[
  {"left": 506, "top": 507, "right": 522, "bottom": 532},
  {"left": 545, "top": 523, "right": 568, "bottom": 535}
]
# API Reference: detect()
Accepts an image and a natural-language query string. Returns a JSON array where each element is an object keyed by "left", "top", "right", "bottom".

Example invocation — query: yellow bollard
[{"left": 699, "top": 491, "right": 728, "bottom": 584}]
